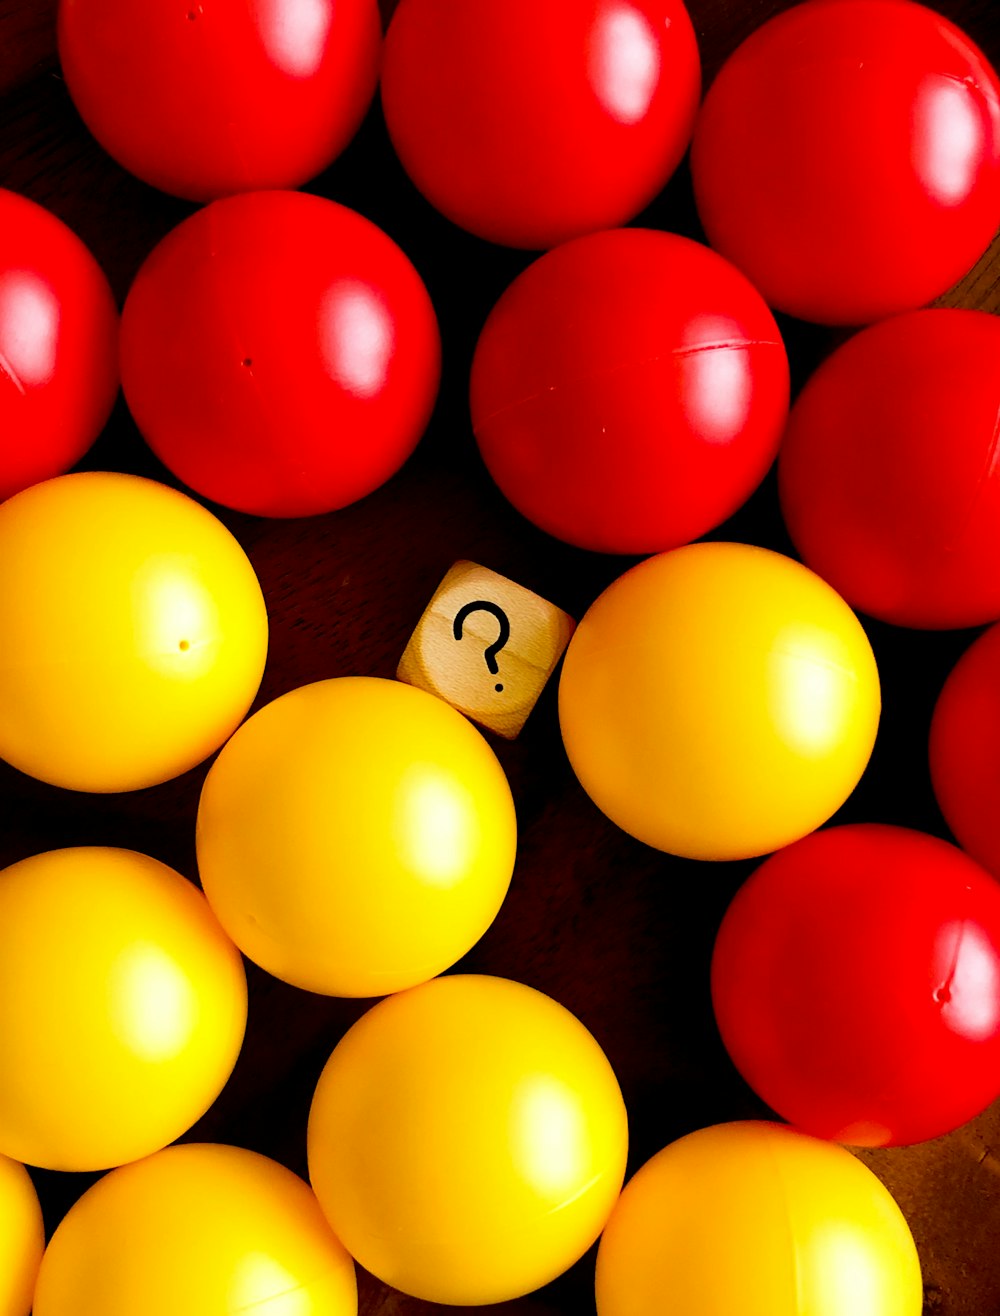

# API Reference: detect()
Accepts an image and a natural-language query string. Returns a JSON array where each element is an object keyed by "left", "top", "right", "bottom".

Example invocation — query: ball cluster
[{"left": 2, "top": 0, "right": 999, "bottom": 1313}]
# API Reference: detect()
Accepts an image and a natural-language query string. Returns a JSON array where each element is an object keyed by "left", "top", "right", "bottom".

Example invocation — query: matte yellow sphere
[
  {"left": 559, "top": 542, "right": 880, "bottom": 860},
  {"left": 0, "top": 848, "right": 247, "bottom": 1171},
  {"left": 0, "top": 471, "right": 268, "bottom": 792},
  {"left": 0, "top": 1155, "right": 43, "bottom": 1316},
  {"left": 307, "top": 974, "right": 628, "bottom": 1305},
  {"left": 33, "top": 1143, "right": 357, "bottom": 1316},
  {"left": 595, "top": 1122, "right": 922, "bottom": 1316},
  {"left": 197, "top": 677, "right": 517, "bottom": 996}
]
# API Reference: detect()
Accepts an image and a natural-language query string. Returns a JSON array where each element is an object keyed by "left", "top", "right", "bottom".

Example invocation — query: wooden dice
[{"left": 397, "top": 561, "right": 576, "bottom": 738}]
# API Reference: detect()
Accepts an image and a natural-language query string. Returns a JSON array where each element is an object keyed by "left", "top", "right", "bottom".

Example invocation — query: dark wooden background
[{"left": 3, "top": 1, "right": 1000, "bottom": 1312}]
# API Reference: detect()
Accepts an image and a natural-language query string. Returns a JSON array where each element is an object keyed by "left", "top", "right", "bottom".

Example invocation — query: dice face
[{"left": 397, "top": 561, "right": 575, "bottom": 738}]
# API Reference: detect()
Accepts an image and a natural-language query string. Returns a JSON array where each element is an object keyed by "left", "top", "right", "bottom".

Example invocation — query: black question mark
[{"left": 453, "top": 601, "right": 511, "bottom": 692}]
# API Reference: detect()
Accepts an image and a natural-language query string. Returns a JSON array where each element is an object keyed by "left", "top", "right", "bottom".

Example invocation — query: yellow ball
[
  {"left": 0, "top": 847, "right": 247, "bottom": 1171},
  {"left": 558, "top": 542, "right": 880, "bottom": 860},
  {"left": 32, "top": 1143, "right": 356, "bottom": 1316},
  {"left": 595, "top": 1121, "right": 922, "bottom": 1316},
  {"left": 307, "top": 974, "right": 628, "bottom": 1305},
  {"left": 0, "top": 471, "right": 268, "bottom": 792},
  {"left": 0, "top": 1155, "right": 43, "bottom": 1316},
  {"left": 197, "top": 677, "right": 517, "bottom": 996}
]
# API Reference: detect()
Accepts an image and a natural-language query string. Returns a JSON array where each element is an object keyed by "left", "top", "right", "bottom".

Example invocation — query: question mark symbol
[{"left": 453, "top": 601, "right": 510, "bottom": 692}]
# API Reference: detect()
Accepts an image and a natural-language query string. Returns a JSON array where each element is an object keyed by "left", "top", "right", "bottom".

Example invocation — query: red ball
[
  {"left": 711, "top": 823, "right": 1000, "bottom": 1148},
  {"left": 470, "top": 229, "right": 789, "bottom": 554},
  {"left": 57, "top": 0, "right": 381, "bottom": 200},
  {"left": 0, "top": 189, "right": 118, "bottom": 503},
  {"left": 381, "top": 0, "right": 701, "bottom": 249},
  {"left": 778, "top": 309, "right": 1000, "bottom": 629},
  {"left": 691, "top": 0, "right": 1000, "bottom": 325},
  {"left": 120, "top": 191, "right": 440, "bottom": 518},
  {"left": 930, "top": 623, "right": 1000, "bottom": 881}
]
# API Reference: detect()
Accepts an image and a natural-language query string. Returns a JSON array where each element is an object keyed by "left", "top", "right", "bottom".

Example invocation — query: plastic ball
[
  {"left": 691, "top": 0, "right": 1000, "bottom": 325},
  {"left": 779, "top": 310, "right": 1000, "bottom": 629},
  {"left": 930, "top": 623, "right": 1000, "bottom": 880},
  {"left": 558, "top": 542, "right": 880, "bottom": 861},
  {"left": 121, "top": 191, "right": 440, "bottom": 517},
  {"left": 0, "top": 471, "right": 267, "bottom": 792},
  {"left": 470, "top": 230, "right": 789, "bottom": 554},
  {"left": 0, "top": 1155, "right": 43, "bottom": 1316},
  {"left": 595, "top": 1122, "right": 922, "bottom": 1316},
  {"left": 197, "top": 677, "right": 517, "bottom": 997},
  {"left": 381, "top": 0, "right": 701, "bottom": 249},
  {"left": 33, "top": 1143, "right": 356, "bottom": 1316},
  {"left": 0, "top": 847, "right": 246, "bottom": 1172},
  {"left": 0, "top": 188, "right": 118, "bottom": 503},
  {"left": 57, "top": 0, "right": 380, "bottom": 200},
  {"left": 307, "top": 974, "right": 628, "bottom": 1305},
  {"left": 712, "top": 824, "right": 1000, "bottom": 1147}
]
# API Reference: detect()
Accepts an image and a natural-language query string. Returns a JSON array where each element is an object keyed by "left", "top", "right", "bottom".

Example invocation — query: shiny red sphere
[
  {"left": 381, "top": 0, "right": 701, "bottom": 249},
  {"left": 0, "top": 189, "right": 118, "bottom": 503},
  {"left": 779, "top": 309, "right": 1000, "bottom": 629},
  {"left": 691, "top": 0, "right": 1000, "bottom": 325},
  {"left": 470, "top": 229, "right": 789, "bottom": 553},
  {"left": 711, "top": 823, "right": 1000, "bottom": 1148},
  {"left": 931, "top": 623, "right": 1000, "bottom": 881},
  {"left": 57, "top": 0, "right": 381, "bottom": 200},
  {"left": 120, "top": 191, "right": 440, "bottom": 518}
]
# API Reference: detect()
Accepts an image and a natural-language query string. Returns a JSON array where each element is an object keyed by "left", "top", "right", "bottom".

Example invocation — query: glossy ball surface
[
  {"left": 197, "top": 677, "right": 517, "bottom": 996},
  {"left": 691, "top": 0, "right": 1000, "bottom": 324},
  {"left": 121, "top": 191, "right": 440, "bottom": 517},
  {"left": 0, "top": 848, "right": 246, "bottom": 1172},
  {"left": 779, "top": 310, "right": 1000, "bottom": 628},
  {"left": 0, "top": 189, "right": 118, "bottom": 502},
  {"left": 558, "top": 542, "right": 880, "bottom": 860},
  {"left": 57, "top": 0, "right": 380, "bottom": 200},
  {"left": 0, "top": 1155, "right": 43, "bottom": 1316},
  {"left": 0, "top": 471, "right": 267, "bottom": 792},
  {"left": 712, "top": 824, "right": 1000, "bottom": 1147},
  {"left": 930, "top": 623, "right": 1000, "bottom": 880},
  {"left": 33, "top": 1144, "right": 356, "bottom": 1316},
  {"left": 595, "top": 1122, "right": 922, "bottom": 1316},
  {"left": 381, "top": 0, "right": 701, "bottom": 248},
  {"left": 471, "top": 230, "right": 789, "bottom": 553},
  {"left": 307, "top": 974, "right": 628, "bottom": 1304}
]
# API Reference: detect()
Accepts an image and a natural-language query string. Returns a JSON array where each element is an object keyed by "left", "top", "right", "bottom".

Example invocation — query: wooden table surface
[{"left": 3, "top": 1, "right": 1000, "bottom": 1313}]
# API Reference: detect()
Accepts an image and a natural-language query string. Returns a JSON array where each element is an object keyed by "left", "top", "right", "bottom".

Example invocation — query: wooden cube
[{"left": 397, "top": 561, "right": 576, "bottom": 738}]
